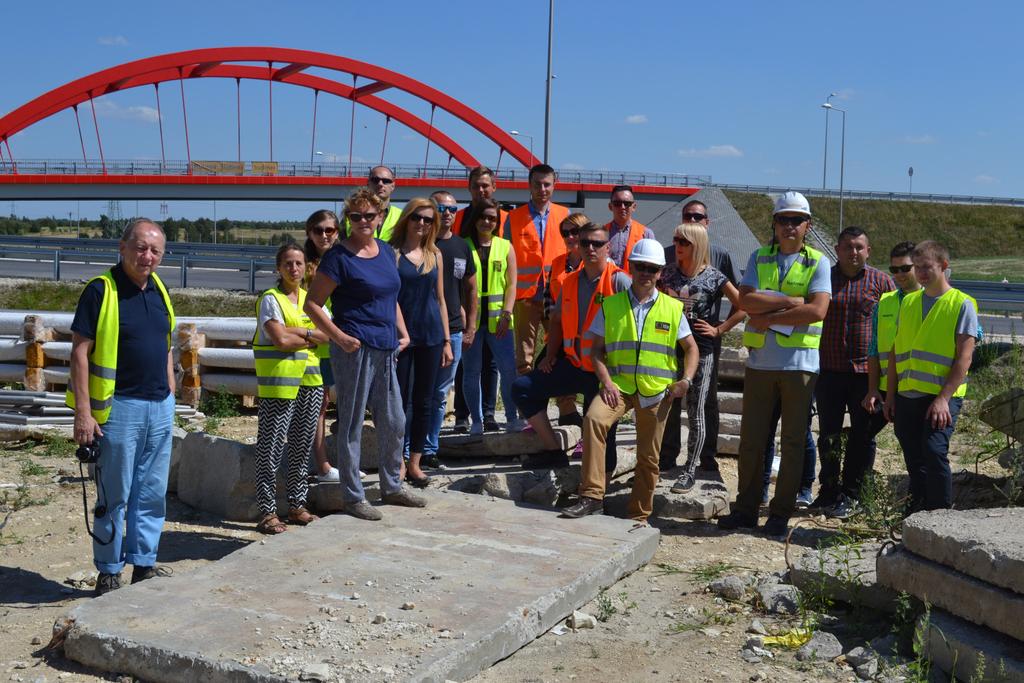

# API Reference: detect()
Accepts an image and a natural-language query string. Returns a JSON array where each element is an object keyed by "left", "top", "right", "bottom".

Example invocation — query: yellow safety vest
[
  {"left": 876, "top": 290, "right": 902, "bottom": 392},
  {"left": 252, "top": 287, "right": 321, "bottom": 399},
  {"left": 65, "top": 270, "right": 176, "bottom": 424},
  {"left": 344, "top": 204, "right": 401, "bottom": 242},
  {"left": 314, "top": 298, "right": 333, "bottom": 360},
  {"left": 893, "top": 288, "right": 972, "bottom": 398},
  {"left": 467, "top": 236, "right": 513, "bottom": 334},
  {"left": 602, "top": 290, "right": 683, "bottom": 397},
  {"left": 742, "top": 244, "right": 825, "bottom": 349}
]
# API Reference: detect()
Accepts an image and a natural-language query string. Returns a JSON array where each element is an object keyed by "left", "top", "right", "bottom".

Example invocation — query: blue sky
[{"left": 2, "top": 0, "right": 1022, "bottom": 220}]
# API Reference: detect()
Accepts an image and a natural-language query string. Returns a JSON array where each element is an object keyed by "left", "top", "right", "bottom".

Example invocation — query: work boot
[
  {"left": 717, "top": 511, "right": 759, "bottom": 530},
  {"left": 559, "top": 496, "right": 604, "bottom": 518},
  {"left": 94, "top": 572, "right": 122, "bottom": 596},
  {"left": 345, "top": 499, "right": 383, "bottom": 521},
  {"left": 762, "top": 514, "right": 790, "bottom": 539},
  {"left": 131, "top": 565, "right": 172, "bottom": 585}
]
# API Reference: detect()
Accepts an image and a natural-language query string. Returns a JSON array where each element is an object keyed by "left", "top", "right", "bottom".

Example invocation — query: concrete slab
[
  {"left": 789, "top": 542, "right": 898, "bottom": 612},
  {"left": 877, "top": 546, "right": 1024, "bottom": 642},
  {"left": 63, "top": 489, "right": 660, "bottom": 683},
  {"left": 979, "top": 388, "right": 1024, "bottom": 442},
  {"left": 437, "top": 426, "right": 580, "bottom": 459},
  {"left": 902, "top": 508, "right": 1024, "bottom": 595},
  {"left": 654, "top": 480, "right": 730, "bottom": 520},
  {"left": 924, "top": 609, "right": 1024, "bottom": 683}
]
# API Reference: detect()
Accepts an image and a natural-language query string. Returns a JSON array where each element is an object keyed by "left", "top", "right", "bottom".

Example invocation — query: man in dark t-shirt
[{"left": 424, "top": 191, "right": 478, "bottom": 463}]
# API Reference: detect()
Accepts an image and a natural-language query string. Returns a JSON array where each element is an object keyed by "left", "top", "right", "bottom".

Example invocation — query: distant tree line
[{"left": 0, "top": 215, "right": 304, "bottom": 245}]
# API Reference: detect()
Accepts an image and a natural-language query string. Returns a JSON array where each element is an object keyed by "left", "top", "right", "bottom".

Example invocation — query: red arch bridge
[{"left": 0, "top": 47, "right": 702, "bottom": 206}]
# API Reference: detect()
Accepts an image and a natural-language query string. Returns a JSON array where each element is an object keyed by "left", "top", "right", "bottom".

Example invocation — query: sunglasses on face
[
  {"left": 775, "top": 215, "right": 808, "bottom": 227},
  {"left": 347, "top": 211, "right": 378, "bottom": 223},
  {"left": 310, "top": 227, "right": 338, "bottom": 237},
  {"left": 409, "top": 213, "right": 435, "bottom": 225},
  {"left": 369, "top": 176, "right": 395, "bottom": 185},
  {"left": 580, "top": 238, "right": 608, "bottom": 250},
  {"left": 478, "top": 214, "right": 499, "bottom": 224},
  {"left": 436, "top": 205, "right": 458, "bottom": 214},
  {"left": 889, "top": 264, "right": 914, "bottom": 274},
  {"left": 674, "top": 237, "right": 692, "bottom": 247},
  {"left": 633, "top": 263, "right": 662, "bottom": 275},
  {"left": 560, "top": 226, "right": 581, "bottom": 238},
  {"left": 611, "top": 200, "right": 635, "bottom": 208},
  {"left": 682, "top": 212, "right": 707, "bottom": 222}
]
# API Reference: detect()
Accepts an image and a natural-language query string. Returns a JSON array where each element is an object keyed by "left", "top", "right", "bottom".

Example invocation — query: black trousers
[
  {"left": 815, "top": 370, "right": 888, "bottom": 502},
  {"left": 894, "top": 394, "right": 962, "bottom": 512},
  {"left": 397, "top": 343, "right": 443, "bottom": 453}
]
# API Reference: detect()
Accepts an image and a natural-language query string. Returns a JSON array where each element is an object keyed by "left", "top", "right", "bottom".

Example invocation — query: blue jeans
[
  {"left": 424, "top": 331, "right": 463, "bottom": 456},
  {"left": 894, "top": 394, "right": 962, "bottom": 512},
  {"left": 462, "top": 327, "right": 518, "bottom": 425},
  {"left": 93, "top": 393, "right": 175, "bottom": 574}
]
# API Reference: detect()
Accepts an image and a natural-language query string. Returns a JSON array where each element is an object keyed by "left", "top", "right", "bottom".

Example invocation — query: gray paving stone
[
  {"left": 789, "top": 541, "right": 898, "bottom": 612},
  {"left": 901, "top": 507, "right": 1024, "bottom": 595},
  {"left": 63, "top": 489, "right": 660, "bottom": 683},
  {"left": 877, "top": 546, "right": 1024, "bottom": 642},
  {"left": 654, "top": 480, "right": 730, "bottom": 520},
  {"left": 437, "top": 426, "right": 580, "bottom": 459},
  {"left": 924, "top": 609, "right": 1024, "bottom": 683}
]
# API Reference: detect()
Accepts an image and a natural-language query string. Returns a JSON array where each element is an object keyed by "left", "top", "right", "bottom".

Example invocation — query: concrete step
[
  {"left": 63, "top": 491, "right": 660, "bottom": 683},
  {"left": 924, "top": 609, "right": 1024, "bottom": 683}
]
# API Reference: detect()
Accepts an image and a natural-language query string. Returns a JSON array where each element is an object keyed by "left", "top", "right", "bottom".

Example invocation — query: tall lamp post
[
  {"left": 822, "top": 92, "right": 837, "bottom": 189},
  {"left": 510, "top": 130, "right": 535, "bottom": 162},
  {"left": 822, "top": 102, "right": 847, "bottom": 231},
  {"left": 543, "top": 0, "right": 554, "bottom": 163}
]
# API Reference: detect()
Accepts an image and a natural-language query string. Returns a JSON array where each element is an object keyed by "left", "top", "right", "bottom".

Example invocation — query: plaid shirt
[{"left": 820, "top": 264, "right": 894, "bottom": 373}]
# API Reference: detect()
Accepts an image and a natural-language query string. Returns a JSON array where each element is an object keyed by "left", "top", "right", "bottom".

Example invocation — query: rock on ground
[
  {"left": 796, "top": 631, "right": 843, "bottom": 662},
  {"left": 756, "top": 583, "right": 800, "bottom": 615},
  {"left": 789, "top": 541, "right": 898, "bottom": 612}
]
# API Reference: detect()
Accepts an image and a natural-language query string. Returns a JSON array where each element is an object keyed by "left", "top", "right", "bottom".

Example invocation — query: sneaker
[
  {"left": 808, "top": 492, "right": 839, "bottom": 511},
  {"left": 420, "top": 454, "right": 443, "bottom": 470},
  {"left": 762, "top": 514, "right": 790, "bottom": 539},
  {"left": 826, "top": 495, "right": 859, "bottom": 520},
  {"left": 469, "top": 422, "right": 484, "bottom": 437},
  {"left": 670, "top": 473, "right": 696, "bottom": 494},
  {"left": 505, "top": 418, "right": 529, "bottom": 433},
  {"left": 345, "top": 499, "right": 383, "bottom": 521},
  {"left": 94, "top": 572, "right": 122, "bottom": 596},
  {"left": 559, "top": 496, "right": 604, "bottom": 518},
  {"left": 316, "top": 466, "right": 340, "bottom": 483},
  {"left": 570, "top": 442, "right": 584, "bottom": 459},
  {"left": 521, "top": 450, "right": 570, "bottom": 470},
  {"left": 483, "top": 416, "right": 501, "bottom": 432},
  {"left": 453, "top": 417, "right": 469, "bottom": 434},
  {"left": 795, "top": 488, "right": 814, "bottom": 509},
  {"left": 557, "top": 412, "right": 583, "bottom": 428},
  {"left": 131, "top": 565, "right": 172, "bottom": 585},
  {"left": 382, "top": 488, "right": 427, "bottom": 508},
  {"left": 717, "top": 511, "right": 759, "bottom": 530}
]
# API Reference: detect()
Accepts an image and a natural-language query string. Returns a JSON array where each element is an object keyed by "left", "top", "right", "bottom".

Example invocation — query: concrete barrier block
[
  {"left": 165, "top": 427, "right": 188, "bottom": 494},
  {"left": 718, "top": 391, "right": 743, "bottom": 414},
  {"left": 439, "top": 426, "right": 580, "bottom": 459},
  {"left": 789, "top": 542, "right": 898, "bottom": 612},
  {"left": 176, "top": 432, "right": 260, "bottom": 521},
  {"left": 654, "top": 480, "right": 730, "bottom": 520},
  {"left": 924, "top": 609, "right": 1024, "bottom": 683}
]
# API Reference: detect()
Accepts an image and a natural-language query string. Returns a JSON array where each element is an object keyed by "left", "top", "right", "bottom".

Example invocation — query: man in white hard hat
[
  {"left": 718, "top": 192, "right": 831, "bottom": 539},
  {"left": 561, "top": 239, "right": 698, "bottom": 523}
]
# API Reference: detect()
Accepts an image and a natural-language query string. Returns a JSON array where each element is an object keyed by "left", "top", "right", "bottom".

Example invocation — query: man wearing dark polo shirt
[
  {"left": 812, "top": 226, "right": 894, "bottom": 518},
  {"left": 69, "top": 219, "right": 177, "bottom": 596}
]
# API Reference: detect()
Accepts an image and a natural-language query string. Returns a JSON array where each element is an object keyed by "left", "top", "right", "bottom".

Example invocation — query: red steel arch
[{"left": 0, "top": 47, "right": 539, "bottom": 169}]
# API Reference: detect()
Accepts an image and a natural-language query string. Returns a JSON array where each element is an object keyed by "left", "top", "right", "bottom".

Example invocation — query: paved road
[{"left": 0, "top": 257, "right": 277, "bottom": 292}]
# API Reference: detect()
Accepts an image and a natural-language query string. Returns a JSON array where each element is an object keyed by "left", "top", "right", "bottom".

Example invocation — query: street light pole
[
  {"left": 543, "top": 0, "right": 554, "bottom": 163},
  {"left": 822, "top": 92, "right": 836, "bottom": 190},
  {"left": 822, "top": 101, "right": 847, "bottom": 232},
  {"left": 510, "top": 130, "right": 534, "bottom": 161}
]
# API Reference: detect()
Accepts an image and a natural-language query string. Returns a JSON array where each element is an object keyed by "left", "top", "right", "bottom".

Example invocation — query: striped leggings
[
  {"left": 680, "top": 351, "right": 719, "bottom": 479},
  {"left": 254, "top": 385, "right": 324, "bottom": 516}
]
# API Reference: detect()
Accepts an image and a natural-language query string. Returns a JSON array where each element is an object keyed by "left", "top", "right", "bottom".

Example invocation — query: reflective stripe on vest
[
  {"left": 65, "top": 270, "right": 176, "bottom": 424},
  {"left": 893, "top": 288, "right": 971, "bottom": 397},
  {"left": 251, "top": 287, "right": 320, "bottom": 399},
  {"left": 561, "top": 263, "right": 621, "bottom": 372},
  {"left": 602, "top": 290, "right": 682, "bottom": 397},
  {"left": 508, "top": 202, "right": 569, "bottom": 299},
  {"left": 875, "top": 289, "right": 901, "bottom": 392},
  {"left": 741, "top": 244, "right": 825, "bottom": 349},
  {"left": 466, "top": 236, "right": 513, "bottom": 334},
  {"left": 604, "top": 220, "right": 648, "bottom": 274}
]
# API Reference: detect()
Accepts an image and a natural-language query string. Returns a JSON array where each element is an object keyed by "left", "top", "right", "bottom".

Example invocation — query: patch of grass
[
  {"left": 851, "top": 473, "right": 906, "bottom": 538},
  {"left": 19, "top": 460, "right": 48, "bottom": 477},
  {"left": 40, "top": 435, "right": 76, "bottom": 459},
  {"left": 668, "top": 606, "right": 736, "bottom": 634},
  {"left": 595, "top": 591, "right": 617, "bottom": 622},
  {"left": 200, "top": 389, "right": 240, "bottom": 418},
  {"left": 0, "top": 280, "right": 258, "bottom": 315},
  {"left": 685, "top": 560, "right": 745, "bottom": 583},
  {"left": 204, "top": 416, "right": 222, "bottom": 434}
]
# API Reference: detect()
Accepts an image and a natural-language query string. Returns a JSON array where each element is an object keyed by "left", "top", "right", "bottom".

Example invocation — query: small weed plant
[{"left": 200, "top": 388, "right": 240, "bottom": 418}]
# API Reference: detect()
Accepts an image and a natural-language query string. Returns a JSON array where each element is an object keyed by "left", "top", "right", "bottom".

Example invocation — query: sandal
[
  {"left": 288, "top": 507, "right": 320, "bottom": 525},
  {"left": 257, "top": 514, "right": 288, "bottom": 535}
]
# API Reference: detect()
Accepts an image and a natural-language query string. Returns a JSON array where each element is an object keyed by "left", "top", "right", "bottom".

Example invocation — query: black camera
[{"left": 76, "top": 443, "right": 100, "bottom": 464}]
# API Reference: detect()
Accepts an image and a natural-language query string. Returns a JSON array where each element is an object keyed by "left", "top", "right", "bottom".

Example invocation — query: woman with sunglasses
[
  {"left": 658, "top": 222, "right": 746, "bottom": 494},
  {"left": 304, "top": 189, "right": 425, "bottom": 521},
  {"left": 303, "top": 210, "right": 342, "bottom": 485},
  {"left": 461, "top": 197, "right": 523, "bottom": 435},
  {"left": 252, "top": 242, "right": 327, "bottom": 534},
  {"left": 388, "top": 198, "right": 453, "bottom": 488}
]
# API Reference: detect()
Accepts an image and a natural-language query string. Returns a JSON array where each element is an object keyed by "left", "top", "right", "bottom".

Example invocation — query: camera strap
[{"left": 78, "top": 461, "right": 115, "bottom": 546}]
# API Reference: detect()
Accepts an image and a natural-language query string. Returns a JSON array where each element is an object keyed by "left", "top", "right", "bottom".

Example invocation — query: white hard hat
[
  {"left": 627, "top": 238, "right": 666, "bottom": 267},
  {"left": 773, "top": 191, "right": 812, "bottom": 217}
]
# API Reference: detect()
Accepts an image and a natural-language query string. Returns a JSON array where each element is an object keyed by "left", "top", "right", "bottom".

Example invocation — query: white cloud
[
  {"left": 903, "top": 134, "right": 935, "bottom": 145},
  {"left": 677, "top": 144, "right": 743, "bottom": 159},
  {"left": 94, "top": 100, "right": 160, "bottom": 124},
  {"left": 561, "top": 162, "right": 585, "bottom": 170},
  {"left": 832, "top": 88, "right": 855, "bottom": 101},
  {"left": 974, "top": 174, "right": 998, "bottom": 185},
  {"left": 98, "top": 35, "right": 128, "bottom": 46},
  {"left": 625, "top": 114, "right": 648, "bottom": 125}
]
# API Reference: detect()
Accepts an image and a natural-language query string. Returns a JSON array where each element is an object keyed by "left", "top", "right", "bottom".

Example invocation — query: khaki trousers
[
  {"left": 580, "top": 390, "right": 672, "bottom": 522},
  {"left": 513, "top": 297, "right": 576, "bottom": 415}
]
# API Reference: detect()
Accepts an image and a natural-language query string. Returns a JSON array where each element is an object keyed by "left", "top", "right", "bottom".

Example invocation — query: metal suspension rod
[
  {"left": 348, "top": 75, "right": 356, "bottom": 172},
  {"left": 2, "top": 139, "right": 13, "bottom": 173},
  {"left": 422, "top": 105, "right": 435, "bottom": 177},
  {"left": 0, "top": 141, "right": 6, "bottom": 171},
  {"left": 380, "top": 115, "right": 390, "bottom": 165},
  {"left": 88, "top": 96, "right": 106, "bottom": 174},
  {"left": 154, "top": 84, "right": 166, "bottom": 169},
  {"left": 310, "top": 89, "right": 319, "bottom": 165},
  {"left": 267, "top": 62, "right": 273, "bottom": 162},
  {"left": 178, "top": 70, "right": 192, "bottom": 171},
  {"left": 72, "top": 105, "right": 88, "bottom": 163},
  {"left": 235, "top": 78, "right": 241, "bottom": 164},
  {"left": 495, "top": 147, "right": 505, "bottom": 173}
]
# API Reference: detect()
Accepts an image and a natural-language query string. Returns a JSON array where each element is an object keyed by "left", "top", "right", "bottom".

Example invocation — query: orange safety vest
[
  {"left": 561, "top": 262, "right": 622, "bottom": 371},
  {"left": 605, "top": 220, "right": 649, "bottom": 274},
  {"left": 508, "top": 202, "right": 569, "bottom": 300},
  {"left": 453, "top": 207, "right": 508, "bottom": 237},
  {"left": 548, "top": 252, "right": 582, "bottom": 306}
]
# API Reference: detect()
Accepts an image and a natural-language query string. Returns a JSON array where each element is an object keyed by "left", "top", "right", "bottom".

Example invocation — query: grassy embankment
[
  {"left": 0, "top": 280, "right": 257, "bottom": 316},
  {"left": 725, "top": 191, "right": 1024, "bottom": 282}
]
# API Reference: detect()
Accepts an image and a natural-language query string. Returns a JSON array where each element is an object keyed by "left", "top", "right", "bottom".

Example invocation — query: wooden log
[{"left": 22, "top": 315, "right": 56, "bottom": 344}]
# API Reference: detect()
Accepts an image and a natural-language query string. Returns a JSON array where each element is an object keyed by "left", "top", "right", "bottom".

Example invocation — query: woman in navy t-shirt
[{"left": 305, "top": 188, "right": 427, "bottom": 521}]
